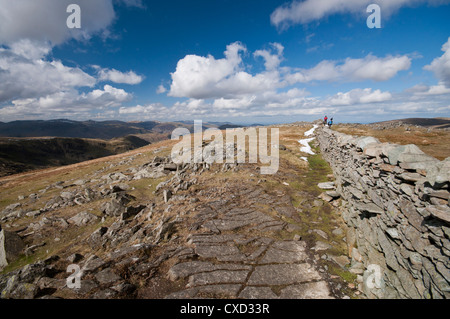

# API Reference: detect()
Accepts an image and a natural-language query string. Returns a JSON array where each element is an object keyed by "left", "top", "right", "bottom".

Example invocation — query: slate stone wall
[{"left": 317, "top": 127, "right": 450, "bottom": 299}]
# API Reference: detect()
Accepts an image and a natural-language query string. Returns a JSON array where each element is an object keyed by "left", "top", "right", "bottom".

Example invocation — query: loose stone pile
[{"left": 317, "top": 126, "right": 450, "bottom": 299}]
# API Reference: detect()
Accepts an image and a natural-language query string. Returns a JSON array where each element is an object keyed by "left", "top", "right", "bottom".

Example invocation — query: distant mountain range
[
  {"left": 0, "top": 119, "right": 167, "bottom": 139},
  {"left": 0, "top": 119, "right": 251, "bottom": 139}
]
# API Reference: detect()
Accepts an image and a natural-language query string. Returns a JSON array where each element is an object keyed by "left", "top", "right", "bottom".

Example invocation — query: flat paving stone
[
  {"left": 212, "top": 213, "right": 274, "bottom": 231},
  {"left": 188, "top": 234, "right": 245, "bottom": 244},
  {"left": 216, "top": 254, "right": 248, "bottom": 262},
  {"left": 218, "top": 245, "right": 268, "bottom": 262},
  {"left": 196, "top": 284, "right": 242, "bottom": 298},
  {"left": 165, "top": 288, "right": 198, "bottom": 299},
  {"left": 214, "top": 219, "right": 253, "bottom": 231},
  {"left": 272, "top": 240, "right": 306, "bottom": 252},
  {"left": 239, "top": 286, "right": 279, "bottom": 299},
  {"left": 223, "top": 211, "right": 273, "bottom": 222},
  {"left": 259, "top": 247, "right": 307, "bottom": 264},
  {"left": 168, "top": 261, "right": 251, "bottom": 281},
  {"left": 251, "top": 221, "right": 286, "bottom": 232},
  {"left": 195, "top": 245, "right": 240, "bottom": 258},
  {"left": 188, "top": 270, "right": 250, "bottom": 287},
  {"left": 279, "top": 281, "right": 333, "bottom": 299},
  {"left": 248, "top": 264, "right": 322, "bottom": 286},
  {"left": 312, "top": 241, "right": 332, "bottom": 251},
  {"left": 165, "top": 284, "right": 243, "bottom": 299},
  {"left": 161, "top": 191, "right": 335, "bottom": 299}
]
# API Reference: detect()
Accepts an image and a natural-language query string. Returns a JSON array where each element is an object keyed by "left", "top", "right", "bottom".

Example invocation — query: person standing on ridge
[
  {"left": 323, "top": 115, "right": 328, "bottom": 126},
  {"left": 328, "top": 118, "right": 334, "bottom": 128}
]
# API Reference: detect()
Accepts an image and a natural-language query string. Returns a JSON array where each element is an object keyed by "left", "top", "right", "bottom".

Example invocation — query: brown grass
[{"left": 334, "top": 124, "right": 450, "bottom": 160}]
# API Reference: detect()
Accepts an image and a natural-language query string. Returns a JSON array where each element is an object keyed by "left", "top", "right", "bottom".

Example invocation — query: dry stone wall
[{"left": 317, "top": 127, "right": 450, "bottom": 299}]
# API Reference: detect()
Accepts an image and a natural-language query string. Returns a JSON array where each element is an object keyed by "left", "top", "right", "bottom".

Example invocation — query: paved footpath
[{"left": 164, "top": 186, "right": 334, "bottom": 299}]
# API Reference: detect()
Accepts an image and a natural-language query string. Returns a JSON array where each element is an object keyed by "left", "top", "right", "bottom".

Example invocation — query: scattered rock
[
  {"left": 318, "top": 193, "right": 334, "bottom": 202},
  {"left": 121, "top": 205, "right": 146, "bottom": 220},
  {"left": 81, "top": 256, "right": 106, "bottom": 274},
  {"left": 313, "top": 241, "right": 332, "bottom": 251},
  {"left": 1, "top": 229, "right": 25, "bottom": 264},
  {"left": 111, "top": 282, "right": 136, "bottom": 294},
  {"left": 312, "top": 229, "right": 329, "bottom": 240},
  {"left": 318, "top": 182, "right": 335, "bottom": 190},
  {"left": 330, "top": 255, "right": 350, "bottom": 268},
  {"left": 95, "top": 268, "right": 122, "bottom": 285},
  {"left": 163, "top": 189, "right": 172, "bottom": 203},
  {"left": 88, "top": 227, "right": 108, "bottom": 250},
  {"left": 68, "top": 211, "right": 99, "bottom": 227},
  {"left": 332, "top": 228, "right": 344, "bottom": 236}
]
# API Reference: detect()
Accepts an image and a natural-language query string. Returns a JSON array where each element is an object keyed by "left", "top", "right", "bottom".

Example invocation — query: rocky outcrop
[
  {"left": 0, "top": 225, "right": 25, "bottom": 269},
  {"left": 317, "top": 127, "right": 450, "bottom": 299},
  {"left": 0, "top": 227, "right": 7, "bottom": 269}
]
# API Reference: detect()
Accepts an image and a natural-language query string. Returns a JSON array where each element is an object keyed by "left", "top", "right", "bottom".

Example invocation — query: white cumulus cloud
[
  {"left": 168, "top": 42, "right": 282, "bottom": 99},
  {"left": 0, "top": 40, "right": 96, "bottom": 103},
  {"left": 286, "top": 54, "right": 411, "bottom": 83},
  {"left": 271, "top": 0, "right": 450, "bottom": 29},
  {"left": 326, "top": 88, "right": 392, "bottom": 106},
  {"left": 0, "top": 0, "right": 117, "bottom": 46},
  {"left": 98, "top": 68, "right": 144, "bottom": 85},
  {"left": 0, "top": 85, "right": 131, "bottom": 121},
  {"left": 424, "top": 37, "right": 450, "bottom": 87}
]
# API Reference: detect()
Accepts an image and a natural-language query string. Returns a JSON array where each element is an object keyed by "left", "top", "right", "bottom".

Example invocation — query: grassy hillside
[
  {"left": 0, "top": 119, "right": 223, "bottom": 139},
  {"left": 0, "top": 135, "right": 150, "bottom": 177}
]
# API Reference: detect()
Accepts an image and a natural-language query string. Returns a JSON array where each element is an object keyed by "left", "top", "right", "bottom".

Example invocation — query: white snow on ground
[
  {"left": 299, "top": 124, "right": 318, "bottom": 159},
  {"left": 304, "top": 125, "right": 318, "bottom": 137},
  {"left": 299, "top": 137, "right": 316, "bottom": 155}
]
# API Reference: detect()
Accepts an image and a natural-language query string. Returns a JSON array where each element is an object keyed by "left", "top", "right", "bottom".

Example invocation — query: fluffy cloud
[
  {"left": 156, "top": 85, "right": 167, "bottom": 94},
  {"left": 168, "top": 42, "right": 282, "bottom": 99},
  {"left": 168, "top": 42, "right": 410, "bottom": 103},
  {"left": 98, "top": 68, "right": 144, "bottom": 85},
  {"left": 88, "top": 85, "right": 131, "bottom": 104},
  {"left": 408, "top": 83, "right": 450, "bottom": 96},
  {"left": 0, "top": 40, "right": 96, "bottom": 103},
  {"left": 254, "top": 43, "right": 285, "bottom": 70},
  {"left": 326, "top": 88, "right": 392, "bottom": 106},
  {"left": 286, "top": 54, "right": 411, "bottom": 83},
  {"left": 0, "top": 0, "right": 117, "bottom": 46},
  {"left": 424, "top": 37, "right": 450, "bottom": 87},
  {"left": 0, "top": 85, "right": 131, "bottom": 120},
  {"left": 0, "top": 2, "right": 144, "bottom": 120},
  {"left": 271, "top": 0, "right": 450, "bottom": 29},
  {"left": 119, "top": 86, "right": 396, "bottom": 121}
]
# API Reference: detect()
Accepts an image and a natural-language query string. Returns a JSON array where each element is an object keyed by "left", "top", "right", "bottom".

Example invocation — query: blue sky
[{"left": 0, "top": 0, "right": 449, "bottom": 124}]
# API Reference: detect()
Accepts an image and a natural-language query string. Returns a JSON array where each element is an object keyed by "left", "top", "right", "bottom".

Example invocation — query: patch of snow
[
  {"left": 304, "top": 125, "right": 318, "bottom": 137},
  {"left": 299, "top": 124, "right": 318, "bottom": 156},
  {"left": 299, "top": 137, "right": 316, "bottom": 155}
]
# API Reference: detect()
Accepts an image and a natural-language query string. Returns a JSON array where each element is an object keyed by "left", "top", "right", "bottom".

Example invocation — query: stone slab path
[{"left": 163, "top": 187, "right": 334, "bottom": 299}]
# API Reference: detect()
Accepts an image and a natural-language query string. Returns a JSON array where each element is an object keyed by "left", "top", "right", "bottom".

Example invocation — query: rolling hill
[{"left": 0, "top": 135, "right": 150, "bottom": 177}]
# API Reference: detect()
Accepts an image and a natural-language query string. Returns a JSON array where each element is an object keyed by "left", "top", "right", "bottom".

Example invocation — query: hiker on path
[
  {"left": 323, "top": 116, "right": 328, "bottom": 126},
  {"left": 328, "top": 118, "right": 334, "bottom": 128}
]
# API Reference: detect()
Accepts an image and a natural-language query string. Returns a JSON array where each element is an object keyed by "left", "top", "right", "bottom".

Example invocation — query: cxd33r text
[{"left": 224, "top": 303, "right": 269, "bottom": 314}]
